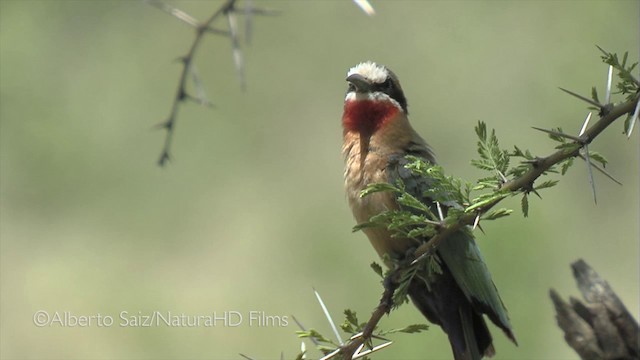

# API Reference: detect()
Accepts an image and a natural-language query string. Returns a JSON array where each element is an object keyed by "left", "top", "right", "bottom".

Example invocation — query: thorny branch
[
  {"left": 336, "top": 82, "right": 639, "bottom": 357},
  {"left": 411, "top": 95, "right": 638, "bottom": 260},
  {"left": 150, "top": 0, "right": 277, "bottom": 166},
  {"left": 338, "top": 270, "right": 399, "bottom": 359}
]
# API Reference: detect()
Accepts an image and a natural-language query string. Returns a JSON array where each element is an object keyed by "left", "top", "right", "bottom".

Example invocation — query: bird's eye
[{"left": 382, "top": 78, "right": 392, "bottom": 89}]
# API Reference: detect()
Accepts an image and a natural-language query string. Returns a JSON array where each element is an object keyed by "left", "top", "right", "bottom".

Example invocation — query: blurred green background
[{"left": 1, "top": 0, "right": 638, "bottom": 359}]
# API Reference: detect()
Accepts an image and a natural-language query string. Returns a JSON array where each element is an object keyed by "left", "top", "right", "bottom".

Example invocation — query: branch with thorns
[{"left": 147, "top": 0, "right": 278, "bottom": 166}]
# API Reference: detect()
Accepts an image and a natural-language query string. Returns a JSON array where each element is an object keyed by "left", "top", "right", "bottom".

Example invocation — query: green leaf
[
  {"left": 482, "top": 208, "right": 513, "bottom": 220},
  {"left": 535, "top": 180, "right": 558, "bottom": 190},
  {"left": 561, "top": 158, "right": 574, "bottom": 175},
  {"left": 380, "top": 323, "right": 430, "bottom": 335},
  {"left": 340, "top": 309, "right": 362, "bottom": 333},
  {"left": 359, "top": 182, "right": 400, "bottom": 198},
  {"left": 472, "top": 121, "right": 510, "bottom": 178},
  {"left": 588, "top": 151, "right": 608, "bottom": 167},
  {"left": 466, "top": 192, "right": 510, "bottom": 212},
  {"left": 591, "top": 86, "right": 600, "bottom": 103},
  {"left": 555, "top": 142, "right": 581, "bottom": 152},
  {"left": 344, "top": 309, "right": 358, "bottom": 327},
  {"left": 521, "top": 194, "right": 529, "bottom": 217},
  {"left": 370, "top": 262, "right": 384, "bottom": 278},
  {"left": 296, "top": 329, "right": 337, "bottom": 345}
]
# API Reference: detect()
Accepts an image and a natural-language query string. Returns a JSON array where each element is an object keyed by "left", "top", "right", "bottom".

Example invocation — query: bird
[{"left": 341, "top": 61, "right": 516, "bottom": 360}]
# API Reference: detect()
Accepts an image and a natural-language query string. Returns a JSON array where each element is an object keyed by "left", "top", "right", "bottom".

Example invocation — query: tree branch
[
  {"left": 154, "top": 0, "right": 237, "bottom": 166},
  {"left": 339, "top": 270, "right": 399, "bottom": 359},
  {"left": 413, "top": 95, "right": 638, "bottom": 259}
]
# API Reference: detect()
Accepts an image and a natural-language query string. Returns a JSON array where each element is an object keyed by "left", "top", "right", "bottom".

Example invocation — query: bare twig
[
  {"left": 151, "top": 0, "right": 276, "bottom": 166},
  {"left": 153, "top": 0, "right": 237, "bottom": 166}
]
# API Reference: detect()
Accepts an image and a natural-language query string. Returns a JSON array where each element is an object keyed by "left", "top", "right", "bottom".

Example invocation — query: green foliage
[
  {"left": 597, "top": 46, "right": 639, "bottom": 101},
  {"left": 596, "top": 47, "right": 640, "bottom": 135},
  {"left": 297, "top": 309, "right": 428, "bottom": 358},
  {"left": 379, "top": 323, "right": 430, "bottom": 336},
  {"left": 341, "top": 309, "right": 366, "bottom": 334},
  {"left": 471, "top": 121, "right": 510, "bottom": 183},
  {"left": 296, "top": 329, "right": 339, "bottom": 347},
  {"left": 370, "top": 262, "right": 384, "bottom": 279},
  {"left": 521, "top": 194, "right": 529, "bottom": 217}
]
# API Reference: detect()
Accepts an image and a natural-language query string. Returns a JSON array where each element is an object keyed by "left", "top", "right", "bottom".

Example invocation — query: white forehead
[{"left": 347, "top": 61, "right": 388, "bottom": 83}]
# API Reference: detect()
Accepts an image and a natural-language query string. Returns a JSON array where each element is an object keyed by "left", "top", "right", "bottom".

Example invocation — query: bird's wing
[{"left": 386, "top": 155, "right": 515, "bottom": 341}]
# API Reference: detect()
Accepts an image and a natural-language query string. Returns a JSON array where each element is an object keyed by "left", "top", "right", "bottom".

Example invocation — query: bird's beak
[{"left": 346, "top": 74, "right": 372, "bottom": 93}]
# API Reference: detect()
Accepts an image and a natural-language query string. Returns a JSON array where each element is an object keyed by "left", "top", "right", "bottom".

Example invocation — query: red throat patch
[{"left": 342, "top": 100, "right": 399, "bottom": 134}]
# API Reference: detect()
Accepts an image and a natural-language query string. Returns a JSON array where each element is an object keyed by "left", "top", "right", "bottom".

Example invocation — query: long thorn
[
  {"left": 352, "top": 341, "right": 393, "bottom": 359},
  {"left": 353, "top": 343, "right": 365, "bottom": 359},
  {"left": 583, "top": 144, "right": 597, "bottom": 204},
  {"left": 313, "top": 288, "right": 344, "bottom": 345},
  {"left": 188, "top": 64, "right": 213, "bottom": 107},
  {"left": 627, "top": 99, "right": 640, "bottom": 138},
  {"left": 579, "top": 112, "right": 592, "bottom": 136},
  {"left": 577, "top": 154, "right": 622, "bottom": 185},
  {"left": 318, "top": 348, "right": 340, "bottom": 360},
  {"left": 145, "top": 0, "right": 200, "bottom": 27},
  {"left": 558, "top": 87, "right": 604, "bottom": 109},
  {"left": 436, "top": 202, "right": 444, "bottom": 221},
  {"left": 244, "top": 0, "right": 253, "bottom": 45},
  {"left": 472, "top": 214, "right": 480, "bottom": 230},
  {"left": 531, "top": 127, "right": 583, "bottom": 142},
  {"left": 411, "top": 252, "right": 429, "bottom": 266},
  {"left": 226, "top": 10, "right": 246, "bottom": 90},
  {"left": 352, "top": 0, "right": 376, "bottom": 16},
  {"left": 604, "top": 65, "right": 613, "bottom": 104}
]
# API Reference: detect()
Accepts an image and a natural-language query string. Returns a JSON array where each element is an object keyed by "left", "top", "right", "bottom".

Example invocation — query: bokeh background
[{"left": 1, "top": 1, "right": 638, "bottom": 359}]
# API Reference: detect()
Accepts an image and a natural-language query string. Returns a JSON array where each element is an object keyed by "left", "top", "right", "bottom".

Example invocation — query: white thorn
[
  {"left": 352, "top": 341, "right": 393, "bottom": 359},
  {"left": 583, "top": 144, "right": 597, "bottom": 205},
  {"left": 318, "top": 348, "right": 341, "bottom": 360},
  {"left": 605, "top": 65, "right": 613, "bottom": 104},
  {"left": 352, "top": 343, "right": 365, "bottom": 359},
  {"left": 145, "top": 0, "right": 200, "bottom": 27},
  {"left": 436, "top": 201, "right": 444, "bottom": 221},
  {"left": 472, "top": 214, "right": 480, "bottom": 230},
  {"left": 313, "top": 288, "right": 344, "bottom": 345},
  {"left": 352, "top": 0, "right": 375, "bottom": 16},
  {"left": 627, "top": 99, "right": 640, "bottom": 138},
  {"left": 579, "top": 112, "right": 592, "bottom": 136}
]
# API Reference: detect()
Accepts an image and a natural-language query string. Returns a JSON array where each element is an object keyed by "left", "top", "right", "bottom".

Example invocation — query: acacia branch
[
  {"left": 155, "top": 0, "right": 237, "bottom": 166},
  {"left": 413, "top": 95, "right": 638, "bottom": 259},
  {"left": 339, "top": 273, "right": 398, "bottom": 359}
]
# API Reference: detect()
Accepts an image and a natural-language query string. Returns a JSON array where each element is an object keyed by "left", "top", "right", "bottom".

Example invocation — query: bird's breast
[{"left": 342, "top": 131, "right": 414, "bottom": 258}]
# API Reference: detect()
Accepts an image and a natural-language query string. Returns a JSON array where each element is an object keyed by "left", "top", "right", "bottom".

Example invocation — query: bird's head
[{"left": 342, "top": 61, "right": 408, "bottom": 134}]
